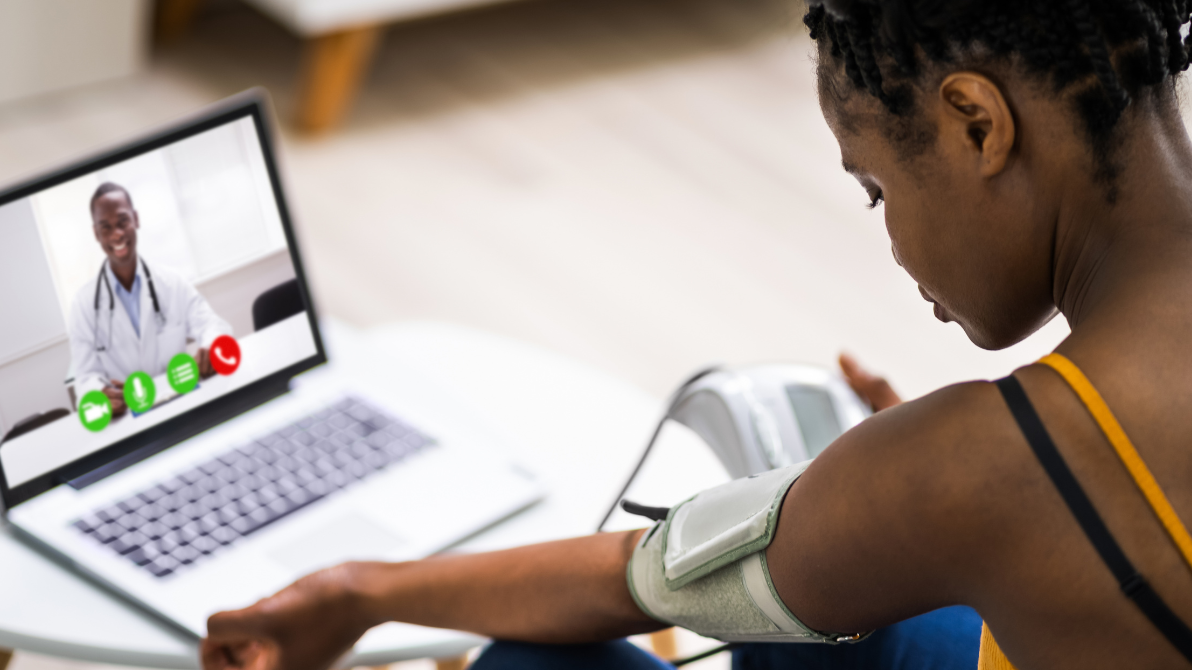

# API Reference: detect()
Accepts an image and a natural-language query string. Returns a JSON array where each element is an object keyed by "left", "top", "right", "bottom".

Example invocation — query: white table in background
[{"left": 0, "top": 320, "right": 679, "bottom": 669}]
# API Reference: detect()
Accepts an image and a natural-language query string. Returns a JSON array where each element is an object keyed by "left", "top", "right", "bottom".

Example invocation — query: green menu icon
[{"left": 167, "top": 353, "right": 199, "bottom": 395}]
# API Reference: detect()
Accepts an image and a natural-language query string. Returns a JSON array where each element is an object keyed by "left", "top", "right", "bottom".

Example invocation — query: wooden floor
[{"left": 0, "top": 0, "right": 1071, "bottom": 668}]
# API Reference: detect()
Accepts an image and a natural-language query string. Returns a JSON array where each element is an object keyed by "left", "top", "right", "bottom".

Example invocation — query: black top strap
[{"left": 996, "top": 376, "right": 1192, "bottom": 664}]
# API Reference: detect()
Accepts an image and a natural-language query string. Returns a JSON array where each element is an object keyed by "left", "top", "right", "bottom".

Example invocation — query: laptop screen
[{"left": 0, "top": 99, "right": 324, "bottom": 501}]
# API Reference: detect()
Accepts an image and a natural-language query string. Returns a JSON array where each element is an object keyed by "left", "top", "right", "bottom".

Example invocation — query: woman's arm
[
  {"left": 201, "top": 529, "right": 662, "bottom": 670},
  {"left": 202, "top": 359, "right": 1000, "bottom": 669}
]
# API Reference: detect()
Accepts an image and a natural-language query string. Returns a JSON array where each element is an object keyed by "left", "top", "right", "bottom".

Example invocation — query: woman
[{"left": 201, "top": 1, "right": 1192, "bottom": 668}]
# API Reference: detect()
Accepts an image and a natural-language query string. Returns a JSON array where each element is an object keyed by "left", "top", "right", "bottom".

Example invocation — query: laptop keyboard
[{"left": 71, "top": 397, "right": 434, "bottom": 578}]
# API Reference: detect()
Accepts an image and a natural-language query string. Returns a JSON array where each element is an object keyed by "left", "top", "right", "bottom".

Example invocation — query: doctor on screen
[{"left": 68, "top": 182, "right": 232, "bottom": 417}]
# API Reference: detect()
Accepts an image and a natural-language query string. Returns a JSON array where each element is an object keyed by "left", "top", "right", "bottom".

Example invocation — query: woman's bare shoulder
[
  {"left": 816, "top": 378, "right": 1039, "bottom": 519},
  {"left": 767, "top": 377, "right": 1044, "bottom": 633}
]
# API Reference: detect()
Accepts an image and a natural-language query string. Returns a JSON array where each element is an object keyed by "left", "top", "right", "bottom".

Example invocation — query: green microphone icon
[{"left": 124, "top": 371, "right": 156, "bottom": 414}]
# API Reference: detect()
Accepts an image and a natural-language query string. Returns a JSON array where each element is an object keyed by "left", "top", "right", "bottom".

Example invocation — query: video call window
[{"left": 0, "top": 116, "right": 318, "bottom": 490}]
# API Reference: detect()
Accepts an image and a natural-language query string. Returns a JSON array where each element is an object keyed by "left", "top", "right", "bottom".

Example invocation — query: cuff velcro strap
[{"left": 663, "top": 462, "right": 809, "bottom": 589}]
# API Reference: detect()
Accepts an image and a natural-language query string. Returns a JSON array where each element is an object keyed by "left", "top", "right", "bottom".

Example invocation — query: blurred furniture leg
[
  {"left": 297, "top": 25, "right": 382, "bottom": 134},
  {"left": 0, "top": 647, "right": 13, "bottom": 670},
  {"left": 650, "top": 628, "right": 678, "bottom": 660},
  {"left": 156, "top": 0, "right": 204, "bottom": 44},
  {"left": 435, "top": 656, "right": 469, "bottom": 670}
]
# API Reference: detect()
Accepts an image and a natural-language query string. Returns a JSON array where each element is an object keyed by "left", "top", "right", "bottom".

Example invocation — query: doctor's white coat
[{"left": 67, "top": 259, "right": 231, "bottom": 406}]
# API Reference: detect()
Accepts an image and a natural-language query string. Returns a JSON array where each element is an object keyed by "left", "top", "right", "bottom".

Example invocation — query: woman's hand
[
  {"left": 838, "top": 354, "right": 902, "bottom": 411},
  {"left": 200, "top": 563, "right": 373, "bottom": 670},
  {"left": 201, "top": 527, "right": 655, "bottom": 669}
]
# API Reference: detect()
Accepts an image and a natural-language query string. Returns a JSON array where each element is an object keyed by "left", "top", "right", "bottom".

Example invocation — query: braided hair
[{"left": 806, "top": 0, "right": 1192, "bottom": 167}]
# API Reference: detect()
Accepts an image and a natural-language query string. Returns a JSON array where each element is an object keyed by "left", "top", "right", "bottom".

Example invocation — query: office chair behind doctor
[{"left": 67, "top": 183, "right": 231, "bottom": 418}]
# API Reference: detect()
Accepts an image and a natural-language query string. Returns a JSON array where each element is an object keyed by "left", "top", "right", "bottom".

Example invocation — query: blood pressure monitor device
[
  {"left": 670, "top": 365, "right": 871, "bottom": 479},
  {"left": 603, "top": 364, "right": 877, "bottom": 651},
  {"left": 597, "top": 363, "right": 873, "bottom": 532}
]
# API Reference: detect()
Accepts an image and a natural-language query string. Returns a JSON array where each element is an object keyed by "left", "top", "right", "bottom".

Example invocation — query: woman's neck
[{"left": 1053, "top": 97, "right": 1192, "bottom": 331}]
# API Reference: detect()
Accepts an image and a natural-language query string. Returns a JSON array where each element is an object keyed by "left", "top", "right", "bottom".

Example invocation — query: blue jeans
[{"left": 471, "top": 606, "right": 981, "bottom": 670}]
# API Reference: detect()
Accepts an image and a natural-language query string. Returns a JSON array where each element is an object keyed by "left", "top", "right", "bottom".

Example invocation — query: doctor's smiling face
[{"left": 91, "top": 184, "right": 140, "bottom": 286}]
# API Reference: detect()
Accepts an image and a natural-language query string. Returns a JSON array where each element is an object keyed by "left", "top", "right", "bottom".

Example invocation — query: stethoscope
[{"left": 92, "top": 258, "right": 164, "bottom": 353}]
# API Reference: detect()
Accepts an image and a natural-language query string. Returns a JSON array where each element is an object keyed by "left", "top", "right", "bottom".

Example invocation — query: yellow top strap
[
  {"left": 978, "top": 622, "right": 1018, "bottom": 670},
  {"left": 1038, "top": 353, "right": 1192, "bottom": 575}
]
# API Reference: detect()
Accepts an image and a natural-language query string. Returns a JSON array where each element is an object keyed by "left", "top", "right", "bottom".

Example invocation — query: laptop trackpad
[{"left": 268, "top": 513, "right": 406, "bottom": 574}]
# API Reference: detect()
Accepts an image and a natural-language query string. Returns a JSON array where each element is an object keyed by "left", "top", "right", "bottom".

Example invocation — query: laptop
[{"left": 0, "top": 91, "right": 544, "bottom": 637}]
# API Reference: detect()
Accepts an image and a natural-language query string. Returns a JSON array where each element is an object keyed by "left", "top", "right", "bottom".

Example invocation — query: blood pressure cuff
[{"left": 626, "top": 461, "right": 869, "bottom": 644}]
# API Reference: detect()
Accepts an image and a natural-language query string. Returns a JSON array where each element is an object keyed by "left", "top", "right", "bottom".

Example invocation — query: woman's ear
[{"left": 938, "top": 73, "right": 1016, "bottom": 177}]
